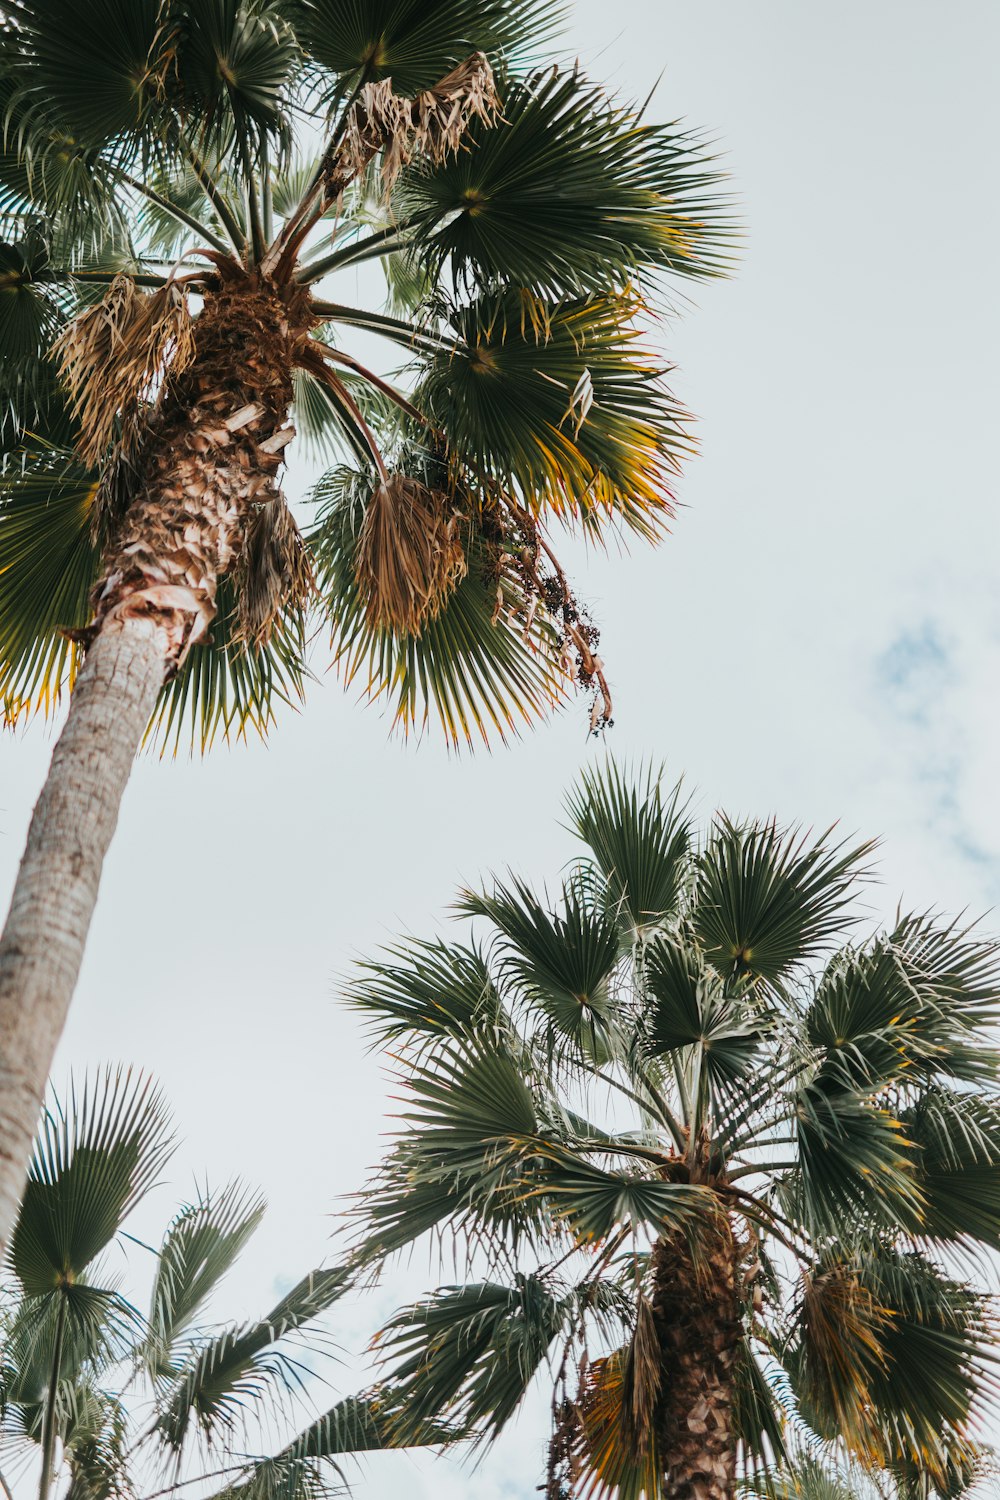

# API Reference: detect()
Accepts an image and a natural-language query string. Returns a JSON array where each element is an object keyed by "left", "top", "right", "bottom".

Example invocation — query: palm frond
[
  {"left": 289, "top": 0, "right": 563, "bottom": 98},
  {"left": 146, "top": 569, "right": 310, "bottom": 754},
  {"left": 375, "top": 1275, "right": 568, "bottom": 1443},
  {"left": 642, "top": 936, "right": 763, "bottom": 1088},
  {"left": 418, "top": 289, "right": 689, "bottom": 538},
  {"left": 348, "top": 938, "right": 506, "bottom": 1045},
  {"left": 154, "top": 1267, "right": 349, "bottom": 1455},
  {"left": 0, "top": 453, "right": 99, "bottom": 724},
  {"left": 2, "top": 0, "right": 158, "bottom": 148},
  {"left": 9, "top": 1067, "right": 174, "bottom": 1294},
  {"left": 565, "top": 758, "right": 693, "bottom": 938},
  {"left": 789, "top": 1247, "right": 995, "bottom": 1487},
  {"left": 401, "top": 67, "right": 733, "bottom": 298},
  {"left": 694, "top": 818, "right": 875, "bottom": 991},
  {"left": 146, "top": 1181, "right": 268, "bottom": 1370},
  {"left": 159, "top": 0, "right": 298, "bottom": 163},
  {"left": 789, "top": 1080, "right": 924, "bottom": 1239},
  {"left": 456, "top": 872, "right": 620, "bottom": 1045},
  {"left": 904, "top": 1088, "right": 1000, "bottom": 1250}
]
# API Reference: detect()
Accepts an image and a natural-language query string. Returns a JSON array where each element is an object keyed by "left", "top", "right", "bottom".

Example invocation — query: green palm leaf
[
  {"left": 350, "top": 938, "right": 505, "bottom": 1044},
  {"left": 0, "top": 454, "right": 98, "bottom": 723},
  {"left": 789, "top": 1080, "right": 924, "bottom": 1238},
  {"left": 1, "top": 0, "right": 158, "bottom": 148},
  {"left": 418, "top": 289, "right": 689, "bottom": 537},
  {"left": 376, "top": 1275, "right": 568, "bottom": 1442},
  {"left": 530, "top": 1141, "right": 709, "bottom": 1244},
  {"left": 147, "top": 571, "right": 310, "bottom": 754},
  {"left": 289, "top": 0, "right": 561, "bottom": 97},
  {"left": 642, "top": 936, "right": 762, "bottom": 1088},
  {"left": 155, "top": 1267, "right": 349, "bottom": 1454},
  {"left": 565, "top": 759, "right": 693, "bottom": 937},
  {"left": 146, "top": 1181, "right": 268, "bottom": 1368},
  {"left": 402, "top": 68, "right": 731, "bottom": 298},
  {"left": 905, "top": 1088, "right": 1000, "bottom": 1249},
  {"left": 9, "top": 1067, "right": 173, "bottom": 1294},
  {"left": 456, "top": 872, "right": 620, "bottom": 1042},
  {"left": 791, "top": 1247, "right": 994, "bottom": 1486},
  {"left": 694, "top": 817, "right": 875, "bottom": 990}
]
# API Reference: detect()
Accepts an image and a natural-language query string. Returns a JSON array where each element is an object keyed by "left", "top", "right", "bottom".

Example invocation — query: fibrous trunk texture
[
  {"left": 0, "top": 270, "right": 310, "bottom": 1256},
  {"left": 92, "top": 269, "right": 309, "bottom": 656},
  {"left": 651, "top": 1216, "right": 741, "bottom": 1500}
]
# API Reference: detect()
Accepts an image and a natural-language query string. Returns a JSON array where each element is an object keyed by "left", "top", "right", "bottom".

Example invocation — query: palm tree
[
  {"left": 0, "top": 1065, "right": 443, "bottom": 1500},
  {"left": 0, "top": 0, "right": 731, "bottom": 1257},
  {"left": 347, "top": 761, "right": 1000, "bottom": 1500}
]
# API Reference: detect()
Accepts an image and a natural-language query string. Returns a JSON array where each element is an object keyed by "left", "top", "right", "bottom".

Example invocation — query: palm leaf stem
[
  {"left": 727, "top": 1162, "right": 798, "bottom": 1182},
  {"left": 688, "top": 1046, "right": 709, "bottom": 1162},
  {"left": 237, "top": 133, "right": 265, "bottom": 262},
  {"left": 138, "top": 1464, "right": 251, "bottom": 1500},
  {"left": 578, "top": 1060, "right": 687, "bottom": 1153},
  {"left": 296, "top": 221, "right": 417, "bottom": 283},
  {"left": 260, "top": 132, "right": 273, "bottom": 244},
  {"left": 310, "top": 300, "right": 455, "bottom": 355},
  {"left": 0, "top": 1469, "right": 14, "bottom": 1500},
  {"left": 38, "top": 1289, "right": 67, "bottom": 1500},
  {"left": 727, "top": 1134, "right": 798, "bottom": 1159},
  {"left": 671, "top": 1053, "right": 693, "bottom": 1127},
  {"left": 310, "top": 362, "right": 389, "bottom": 479},
  {"left": 181, "top": 136, "right": 249, "bottom": 255},
  {"left": 309, "top": 339, "right": 425, "bottom": 422},
  {"left": 69, "top": 270, "right": 172, "bottom": 288},
  {"left": 298, "top": 368, "right": 372, "bottom": 466},
  {"left": 114, "top": 169, "right": 233, "bottom": 258},
  {"left": 266, "top": 76, "right": 367, "bottom": 274}
]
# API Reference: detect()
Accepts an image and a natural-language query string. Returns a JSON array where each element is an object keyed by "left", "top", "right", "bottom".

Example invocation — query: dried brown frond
[
  {"left": 54, "top": 274, "right": 197, "bottom": 470},
  {"left": 236, "top": 491, "right": 314, "bottom": 649},
  {"left": 407, "top": 51, "right": 500, "bottom": 173},
  {"left": 619, "top": 1293, "right": 661, "bottom": 1459},
  {"left": 355, "top": 473, "right": 467, "bottom": 636},
  {"left": 333, "top": 52, "right": 499, "bottom": 199}
]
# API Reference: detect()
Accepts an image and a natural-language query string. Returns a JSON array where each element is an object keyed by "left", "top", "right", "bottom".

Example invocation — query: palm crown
[
  {"left": 0, "top": 1067, "right": 431, "bottom": 1500},
  {"left": 0, "top": 0, "right": 729, "bottom": 749},
  {"left": 348, "top": 762, "right": 1000, "bottom": 1500}
]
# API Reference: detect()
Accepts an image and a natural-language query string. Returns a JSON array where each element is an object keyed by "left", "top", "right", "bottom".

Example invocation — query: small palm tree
[
  {"left": 0, "top": 1067, "right": 437, "bottom": 1500},
  {"left": 348, "top": 762, "right": 1000, "bottom": 1500},
  {"left": 0, "top": 0, "right": 731, "bottom": 1256}
]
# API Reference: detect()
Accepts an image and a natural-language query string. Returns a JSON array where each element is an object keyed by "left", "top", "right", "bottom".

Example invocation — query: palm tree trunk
[
  {"left": 0, "top": 269, "right": 308, "bottom": 1257},
  {"left": 651, "top": 1217, "right": 742, "bottom": 1500},
  {"left": 0, "top": 613, "right": 170, "bottom": 1261}
]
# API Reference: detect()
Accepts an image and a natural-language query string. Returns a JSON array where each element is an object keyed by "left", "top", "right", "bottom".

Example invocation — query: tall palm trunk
[
  {"left": 0, "top": 269, "right": 308, "bottom": 1257},
  {"left": 651, "top": 1215, "right": 742, "bottom": 1500}
]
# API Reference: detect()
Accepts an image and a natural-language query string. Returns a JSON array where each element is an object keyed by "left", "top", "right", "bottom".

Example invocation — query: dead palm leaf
[
  {"left": 53, "top": 274, "right": 196, "bottom": 470},
  {"left": 355, "top": 473, "right": 467, "bottom": 635}
]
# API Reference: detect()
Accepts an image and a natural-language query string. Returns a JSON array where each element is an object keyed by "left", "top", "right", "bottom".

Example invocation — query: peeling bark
[
  {"left": 652, "top": 1216, "right": 742, "bottom": 1500},
  {"left": 0, "top": 270, "right": 312, "bottom": 1255}
]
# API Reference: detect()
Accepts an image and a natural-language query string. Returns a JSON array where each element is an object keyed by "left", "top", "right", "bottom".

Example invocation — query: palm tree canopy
[
  {"left": 0, "top": 0, "right": 732, "bottom": 749},
  {"left": 0, "top": 1067, "right": 444, "bottom": 1500},
  {"left": 347, "top": 761, "right": 1000, "bottom": 1498}
]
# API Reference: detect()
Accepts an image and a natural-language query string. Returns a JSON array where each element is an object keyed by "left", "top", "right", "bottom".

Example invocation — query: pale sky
[{"left": 1, "top": 2, "right": 999, "bottom": 1496}]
